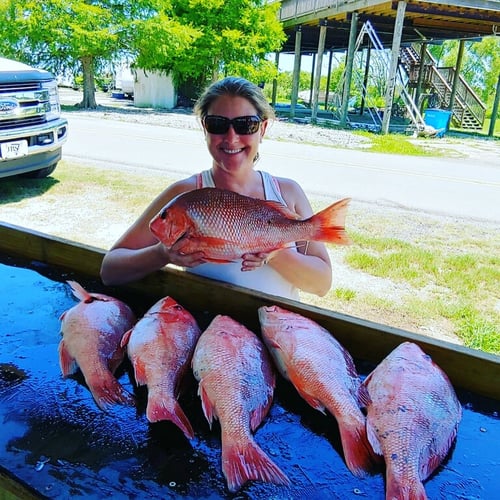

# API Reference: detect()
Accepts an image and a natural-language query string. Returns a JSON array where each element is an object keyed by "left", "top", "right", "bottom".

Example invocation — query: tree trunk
[{"left": 79, "top": 56, "right": 97, "bottom": 109}]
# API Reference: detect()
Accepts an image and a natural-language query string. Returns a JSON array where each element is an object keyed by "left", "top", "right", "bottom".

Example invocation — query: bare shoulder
[
  {"left": 149, "top": 176, "right": 199, "bottom": 211},
  {"left": 273, "top": 176, "right": 312, "bottom": 217}
]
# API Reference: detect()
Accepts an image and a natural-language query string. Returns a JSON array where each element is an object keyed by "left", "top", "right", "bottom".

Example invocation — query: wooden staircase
[{"left": 400, "top": 45, "right": 486, "bottom": 131}]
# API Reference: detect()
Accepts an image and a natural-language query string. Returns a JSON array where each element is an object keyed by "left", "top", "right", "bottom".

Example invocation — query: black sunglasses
[{"left": 203, "top": 115, "right": 262, "bottom": 135}]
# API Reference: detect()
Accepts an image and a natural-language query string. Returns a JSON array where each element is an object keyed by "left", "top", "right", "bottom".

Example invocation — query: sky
[{"left": 273, "top": 52, "right": 343, "bottom": 74}]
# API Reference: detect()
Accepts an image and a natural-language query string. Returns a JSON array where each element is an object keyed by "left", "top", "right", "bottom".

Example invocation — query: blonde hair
[{"left": 194, "top": 77, "right": 275, "bottom": 121}]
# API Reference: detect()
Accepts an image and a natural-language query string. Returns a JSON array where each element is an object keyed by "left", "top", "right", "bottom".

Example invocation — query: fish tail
[
  {"left": 386, "top": 476, "right": 428, "bottom": 500},
  {"left": 222, "top": 438, "right": 290, "bottom": 492},
  {"left": 311, "top": 197, "right": 352, "bottom": 245},
  {"left": 338, "top": 416, "right": 378, "bottom": 477},
  {"left": 146, "top": 397, "right": 194, "bottom": 440},
  {"left": 87, "top": 372, "right": 135, "bottom": 411}
]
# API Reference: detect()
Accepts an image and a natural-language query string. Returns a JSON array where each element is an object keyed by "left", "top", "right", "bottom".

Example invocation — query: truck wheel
[{"left": 20, "top": 163, "right": 58, "bottom": 179}]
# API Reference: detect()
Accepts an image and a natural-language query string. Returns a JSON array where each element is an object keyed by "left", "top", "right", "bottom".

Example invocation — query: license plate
[{"left": 1, "top": 140, "right": 28, "bottom": 159}]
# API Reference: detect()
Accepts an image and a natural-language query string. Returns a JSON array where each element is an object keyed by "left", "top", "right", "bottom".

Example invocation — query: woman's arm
[
  {"left": 241, "top": 177, "right": 333, "bottom": 296},
  {"left": 100, "top": 177, "right": 205, "bottom": 285}
]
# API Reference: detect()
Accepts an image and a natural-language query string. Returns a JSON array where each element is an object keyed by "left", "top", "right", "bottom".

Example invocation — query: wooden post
[
  {"left": 271, "top": 51, "right": 280, "bottom": 107},
  {"left": 290, "top": 25, "right": 302, "bottom": 120},
  {"left": 312, "top": 20, "right": 328, "bottom": 123},
  {"left": 340, "top": 12, "right": 359, "bottom": 127},
  {"left": 488, "top": 73, "right": 500, "bottom": 137},
  {"left": 448, "top": 39, "right": 465, "bottom": 113},
  {"left": 381, "top": 1, "right": 407, "bottom": 134},
  {"left": 324, "top": 50, "right": 334, "bottom": 110},
  {"left": 360, "top": 41, "right": 372, "bottom": 116},
  {"left": 416, "top": 42, "right": 427, "bottom": 111}
]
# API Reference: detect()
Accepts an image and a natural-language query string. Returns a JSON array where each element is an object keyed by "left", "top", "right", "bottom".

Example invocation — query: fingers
[
  {"left": 164, "top": 243, "right": 206, "bottom": 268},
  {"left": 241, "top": 252, "right": 269, "bottom": 272}
]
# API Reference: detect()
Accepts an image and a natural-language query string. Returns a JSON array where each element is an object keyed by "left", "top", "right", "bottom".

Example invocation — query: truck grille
[
  {"left": 0, "top": 116, "right": 46, "bottom": 131},
  {"left": 0, "top": 82, "right": 41, "bottom": 92},
  {"left": 0, "top": 80, "right": 50, "bottom": 130}
]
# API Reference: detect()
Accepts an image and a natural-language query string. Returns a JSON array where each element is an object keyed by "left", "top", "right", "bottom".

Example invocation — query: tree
[
  {"left": 0, "top": 0, "right": 285, "bottom": 107},
  {"left": 131, "top": 0, "right": 286, "bottom": 97},
  {"left": 0, "top": 0, "right": 136, "bottom": 108}
]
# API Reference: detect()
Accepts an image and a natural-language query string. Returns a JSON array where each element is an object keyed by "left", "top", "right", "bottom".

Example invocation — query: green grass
[
  {"left": 354, "top": 130, "right": 437, "bottom": 155},
  {"left": 338, "top": 232, "right": 500, "bottom": 354}
]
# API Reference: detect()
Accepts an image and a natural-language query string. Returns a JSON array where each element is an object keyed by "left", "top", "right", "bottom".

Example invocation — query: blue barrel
[{"left": 424, "top": 108, "right": 452, "bottom": 136}]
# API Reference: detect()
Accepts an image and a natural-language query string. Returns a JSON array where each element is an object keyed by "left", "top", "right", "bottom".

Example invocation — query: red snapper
[
  {"left": 191, "top": 314, "right": 289, "bottom": 492},
  {"left": 58, "top": 281, "right": 136, "bottom": 410},
  {"left": 363, "top": 341, "right": 462, "bottom": 500}
]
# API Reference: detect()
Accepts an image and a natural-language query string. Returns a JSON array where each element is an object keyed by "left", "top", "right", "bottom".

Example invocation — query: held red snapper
[{"left": 149, "top": 187, "right": 351, "bottom": 263}]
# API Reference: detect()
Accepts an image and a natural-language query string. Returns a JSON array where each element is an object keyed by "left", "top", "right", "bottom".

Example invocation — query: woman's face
[{"left": 204, "top": 95, "right": 267, "bottom": 173}]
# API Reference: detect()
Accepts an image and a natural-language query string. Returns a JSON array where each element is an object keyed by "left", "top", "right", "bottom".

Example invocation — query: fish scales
[
  {"left": 363, "top": 341, "right": 462, "bottom": 500},
  {"left": 258, "top": 305, "right": 376, "bottom": 478},
  {"left": 150, "top": 188, "right": 350, "bottom": 263},
  {"left": 192, "top": 314, "right": 289, "bottom": 492},
  {"left": 58, "top": 280, "right": 136, "bottom": 410},
  {"left": 121, "top": 296, "right": 201, "bottom": 438}
]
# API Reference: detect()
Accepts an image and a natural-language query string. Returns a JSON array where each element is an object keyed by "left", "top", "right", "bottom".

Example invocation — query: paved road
[{"left": 62, "top": 113, "right": 500, "bottom": 222}]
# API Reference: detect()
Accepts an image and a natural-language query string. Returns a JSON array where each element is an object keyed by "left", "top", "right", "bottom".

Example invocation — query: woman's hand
[
  {"left": 241, "top": 252, "right": 272, "bottom": 272},
  {"left": 164, "top": 236, "right": 206, "bottom": 268}
]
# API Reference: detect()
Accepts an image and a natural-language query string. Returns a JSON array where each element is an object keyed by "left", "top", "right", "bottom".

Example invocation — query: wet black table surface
[{"left": 1, "top": 255, "right": 499, "bottom": 499}]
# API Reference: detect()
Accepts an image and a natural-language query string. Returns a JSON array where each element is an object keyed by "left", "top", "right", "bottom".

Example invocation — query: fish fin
[
  {"left": 203, "top": 256, "right": 237, "bottom": 264},
  {"left": 264, "top": 200, "right": 301, "bottom": 220},
  {"left": 86, "top": 372, "right": 135, "bottom": 411},
  {"left": 311, "top": 197, "right": 352, "bottom": 245},
  {"left": 293, "top": 383, "right": 326, "bottom": 414},
  {"left": 420, "top": 425, "right": 458, "bottom": 480},
  {"left": 66, "top": 280, "right": 94, "bottom": 303},
  {"left": 249, "top": 396, "right": 273, "bottom": 432},
  {"left": 265, "top": 338, "right": 281, "bottom": 349},
  {"left": 198, "top": 381, "right": 216, "bottom": 428},
  {"left": 366, "top": 420, "right": 383, "bottom": 456},
  {"left": 337, "top": 416, "right": 378, "bottom": 477},
  {"left": 120, "top": 328, "right": 132, "bottom": 348},
  {"left": 58, "top": 340, "right": 78, "bottom": 377},
  {"left": 146, "top": 396, "right": 194, "bottom": 439},
  {"left": 133, "top": 360, "right": 148, "bottom": 386},
  {"left": 386, "top": 478, "right": 427, "bottom": 500},
  {"left": 357, "top": 383, "right": 372, "bottom": 409},
  {"left": 222, "top": 438, "right": 290, "bottom": 492}
]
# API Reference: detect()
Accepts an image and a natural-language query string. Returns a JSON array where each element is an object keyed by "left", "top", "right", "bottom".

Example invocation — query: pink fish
[
  {"left": 121, "top": 296, "right": 201, "bottom": 439},
  {"left": 150, "top": 187, "right": 351, "bottom": 263},
  {"left": 58, "top": 280, "right": 136, "bottom": 410},
  {"left": 258, "top": 305, "right": 375, "bottom": 477},
  {"left": 192, "top": 315, "right": 289, "bottom": 492},
  {"left": 363, "top": 342, "right": 462, "bottom": 500}
]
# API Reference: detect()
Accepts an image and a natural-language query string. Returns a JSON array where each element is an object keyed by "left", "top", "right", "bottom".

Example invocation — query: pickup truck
[{"left": 0, "top": 57, "right": 68, "bottom": 179}]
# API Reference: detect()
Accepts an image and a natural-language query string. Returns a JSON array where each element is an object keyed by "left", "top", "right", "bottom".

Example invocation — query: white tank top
[{"left": 186, "top": 170, "right": 300, "bottom": 300}]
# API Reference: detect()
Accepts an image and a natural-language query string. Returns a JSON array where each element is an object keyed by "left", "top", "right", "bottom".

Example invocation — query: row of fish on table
[{"left": 59, "top": 280, "right": 462, "bottom": 499}]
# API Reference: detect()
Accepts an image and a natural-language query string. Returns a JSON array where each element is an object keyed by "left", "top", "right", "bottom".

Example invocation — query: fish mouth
[{"left": 260, "top": 305, "right": 278, "bottom": 315}]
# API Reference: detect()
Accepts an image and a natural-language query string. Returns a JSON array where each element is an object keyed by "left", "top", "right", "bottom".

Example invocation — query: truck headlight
[{"left": 43, "top": 79, "right": 61, "bottom": 121}]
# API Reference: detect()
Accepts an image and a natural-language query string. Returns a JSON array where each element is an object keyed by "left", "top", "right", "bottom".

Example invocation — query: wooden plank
[
  {"left": 1, "top": 221, "right": 499, "bottom": 401},
  {"left": 0, "top": 467, "right": 43, "bottom": 500}
]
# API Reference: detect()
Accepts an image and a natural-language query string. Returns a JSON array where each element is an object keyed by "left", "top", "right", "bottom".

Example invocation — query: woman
[{"left": 100, "top": 77, "right": 332, "bottom": 300}]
